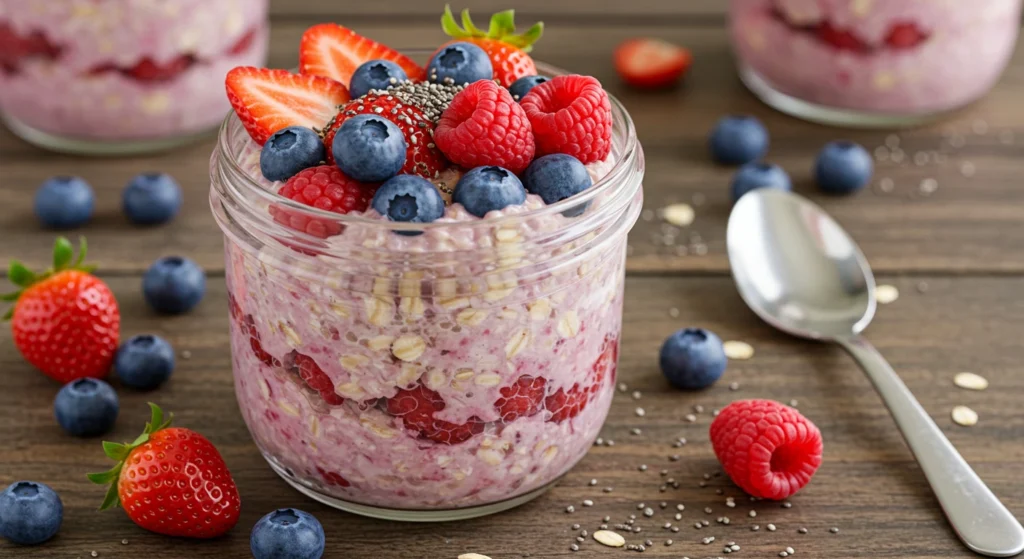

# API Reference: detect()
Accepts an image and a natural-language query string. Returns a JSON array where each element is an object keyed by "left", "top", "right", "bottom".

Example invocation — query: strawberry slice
[
  {"left": 614, "top": 38, "right": 692, "bottom": 89},
  {"left": 225, "top": 66, "right": 350, "bottom": 145},
  {"left": 885, "top": 22, "right": 928, "bottom": 49},
  {"left": 298, "top": 23, "right": 426, "bottom": 87}
]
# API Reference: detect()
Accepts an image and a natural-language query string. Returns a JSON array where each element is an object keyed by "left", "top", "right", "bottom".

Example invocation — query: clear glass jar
[
  {"left": 209, "top": 62, "right": 644, "bottom": 521},
  {"left": 0, "top": 0, "right": 269, "bottom": 155},
  {"left": 729, "top": 0, "right": 1022, "bottom": 127}
]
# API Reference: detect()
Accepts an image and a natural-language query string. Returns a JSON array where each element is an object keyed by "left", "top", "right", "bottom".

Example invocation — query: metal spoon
[{"left": 726, "top": 188, "right": 1024, "bottom": 557}]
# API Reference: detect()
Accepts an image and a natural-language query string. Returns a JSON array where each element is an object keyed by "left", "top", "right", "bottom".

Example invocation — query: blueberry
[
  {"left": 260, "top": 126, "right": 326, "bottom": 182},
  {"left": 114, "top": 335, "right": 175, "bottom": 390},
  {"left": 331, "top": 114, "right": 407, "bottom": 182},
  {"left": 122, "top": 172, "right": 183, "bottom": 225},
  {"left": 814, "top": 140, "right": 873, "bottom": 195},
  {"left": 453, "top": 166, "right": 527, "bottom": 218},
  {"left": 349, "top": 59, "right": 408, "bottom": 99},
  {"left": 33, "top": 176, "right": 95, "bottom": 229},
  {"left": 371, "top": 174, "right": 445, "bottom": 235},
  {"left": 659, "top": 328, "right": 727, "bottom": 390},
  {"left": 709, "top": 115, "right": 770, "bottom": 165},
  {"left": 250, "top": 508, "right": 325, "bottom": 559},
  {"left": 53, "top": 378, "right": 119, "bottom": 437},
  {"left": 730, "top": 162, "right": 791, "bottom": 201},
  {"left": 522, "top": 154, "right": 593, "bottom": 216},
  {"left": 0, "top": 481, "right": 63, "bottom": 545},
  {"left": 508, "top": 75, "right": 549, "bottom": 101},
  {"left": 427, "top": 42, "right": 493, "bottom": 86},
  {"left": 142, "top": 256, "right": 206, "bottom": 314}
]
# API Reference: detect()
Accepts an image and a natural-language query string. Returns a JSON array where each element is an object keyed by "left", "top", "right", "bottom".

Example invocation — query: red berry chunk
[
  {"left": 815, "top": 21, "right": 869, "bottom": 52},
  {"left": 494, "top": 375, "right": 548, "bottom": 423},
  {"left": 293, "top": 353, "right": 345, "bottom": 406},
  {"left": 545, "top": 384, "right": 591, "bottom": 424},
  {"left": 885, "top": 23, "right": 928, "bottom": 49},
  {"left": 521, "top": 75, "right": 612, "bottom": 165},
  {"left": 710, "top": 400, "right": 823, "bottom": 500},
  {"left": 241, "top": 315, "right": 279, "bottom": 368},
  {"left": 591, "top": 335, "right": 619, "bottom": 388},
  {"left": 435, "top": 80, "right": 535, "bottom": 174},
  {"left": 316, "top": 466, "right": 352, "bottom": 487},
  {"left": 386, "top": 384, "right": 483, "bottom": 445},
  {"left": 270, "top": 165, "right": 378, "bottom": 238}
]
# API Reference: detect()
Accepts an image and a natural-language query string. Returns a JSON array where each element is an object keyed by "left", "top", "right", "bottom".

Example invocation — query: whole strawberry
[
  {"left": 4, "top": 237, "right": 119, "bottom": 383},
  {"left": 87, "top": 404, "right": 241, "bottom": 538},
  {"left": 434, "top": 6, "right": 543, "bottom": 87}
]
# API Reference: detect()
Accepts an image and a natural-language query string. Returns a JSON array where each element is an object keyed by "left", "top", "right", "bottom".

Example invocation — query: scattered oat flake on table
[
  {"left": 661, "top": 203, "right": 695, "bottom": 227},
  {"left": 952, "top": 405, "right": 978, "bottom": 426},
  {"left": 459, "top": 554, "right": 492, "bottom": 559},
  {"left": 594, "top": 530, "right": 626, "bottom": 547},
  {"left": 953, "top": 372, "right": 989, "bottom": 391},
  {"left": 875, "top": 285, "right": 899, "bottom": 305},
  {"left": 723, "top": 340, "right": 754, "bottom": 360}
]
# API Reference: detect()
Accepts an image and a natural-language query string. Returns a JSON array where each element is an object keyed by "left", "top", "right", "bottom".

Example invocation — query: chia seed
[{"left": 376, "top": 81, "right": 464, "bottom": 122}]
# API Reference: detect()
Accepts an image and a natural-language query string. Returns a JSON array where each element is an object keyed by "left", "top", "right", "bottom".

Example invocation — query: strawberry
[
  {"left": 435, "top": 6, "right": 543, "bottom": 87},
  {"left": 299, "top": 23, "right": 426, "bottom": 87},
  {"left": 816, "top": 21, "right": 869, "bottom": 52},
  {"left": 386, "top": 384, "right": 484, "bottom": 445},
  {"left": 614, "top": 38, "right": 692, "bottom": 89},
  {"left": 4, "top": 237, "right": 119, "bottom": 383},
  {"left": 885, "top": 23, "right": 928, "bottom": 49},
  {"left": 88, "top": 404, "right": 241, "bottom": 538},
  {"left": 225, "top": 66, "right": 351, "bottom": 145},
  {"left": 494, "top": 375, "right": 547, "bottom": 423}
]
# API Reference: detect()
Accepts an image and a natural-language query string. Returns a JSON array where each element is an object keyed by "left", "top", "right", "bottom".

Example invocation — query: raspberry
[
  {"left": 435, "top": 80, "right": 536, "bottom": 174},
  {"left": 241, "top": 314, "right": 279, "bottom": 368},
  {"left": 316, "top": 467, "right": 351, "bottom": 487},
  {"left": 520, "top": 75, "right": 612, "bottom": 164},
  {"left": 386, "top": 384, "right": 483, "bottom": 445},
  {"left": 710, "top": 400, "right": 823, "bottom": 500},
  {"left": 270, "top": 165, "right": 378, "bottom": 238},
  {"left": 494, "top": 375, "right": 547, "bottom": 423},
  {"left": 545, "top": 384, "right": 591, "bottom": 424},
  {"left": 293, "top": 353, "right": 346, "bottom": 406},
  {"left": 591, "top": 335, "right": 619, "bottom": 389}
]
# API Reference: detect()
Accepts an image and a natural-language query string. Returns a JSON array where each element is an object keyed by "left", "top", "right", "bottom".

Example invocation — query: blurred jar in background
[
  {"left": 729, "top": 0, "right": 1022, "bottom": 127},
  {"left": 0, "top": 0, "right": 269, "bottom": 154}
]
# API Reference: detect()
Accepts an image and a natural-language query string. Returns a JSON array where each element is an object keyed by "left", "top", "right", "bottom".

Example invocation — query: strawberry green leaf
[
  {"left": 87, "top": 465, "right": 122, "bottom": 485},
  {"left": 8, "top": 261, "right": 35, "bottom": 287},
  {"left": 99, "top": 481, "right": 121, "bottom": 511},
  {"left": 509, "top": 22, "right": 544, "bottom": 52},
  {"left": 441, "top": 5, "right": 465, "bottom": 37},
  {"left": 461, "top": 9, "right": 486, "bottom": 37},
  {"left": 53, "top": 237, "right": 73, "bottom": 271},
  {"left": 102, "top": 441, "right": 128, "bottom": 462},
  {"left": 487, "top": 10, "right": 517, "bottom": 39},
  {"left": 74, "top": 237, "right": 89, "bottom": 268},
  {"left": 2, "top": 307, "right": 13, "bottom": 321},
  {"left": 1, "top": 292, "right": 19, "bottom": 302}
]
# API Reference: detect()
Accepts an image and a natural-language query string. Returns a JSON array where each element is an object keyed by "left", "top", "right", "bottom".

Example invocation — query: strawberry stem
[
  {"left": 2, "top": 236, "right": 95, "bottom": 321},
  {"left": 441, "top": 4, "right": 544, "bottom": 53},
  {"left": 87, "top": 403, "right": 174, "bottom": 511}
]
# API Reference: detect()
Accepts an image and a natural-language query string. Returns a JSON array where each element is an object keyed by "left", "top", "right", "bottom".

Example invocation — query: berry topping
[
  {"left": 0, "top": 481, "right": 63, "bottom": 545},
  {"left": 142, "top": 256, "right": 206, "bottom": 315},
  {"left": 271, "top": 165, "right": 378, "bottom": 238},
  {"left": 427, "top": 42, "right": 493, "bottom": 86},
  {"left": 815, "top": 21, "right": 868, "bottom": 52},
  {"left": 299, "top": 23, "right": 425, "bottom": 86},
  {"left": 435, "top": 80, "right": 535, "bottom": 174},
  {"left": 122, "top": 172, "right": 184, "bottom": 225},
  {"left": 332, "top": 114, "right": 408, "bottom": 182},
  {"left": 885, "top": 22, "right": 929, "bottom": 49},
  {"left": 815, "top": 141, "right": 873, "bottom": 195},
  {"left": 522, "top": 154, "right": 593, "bottom": 216},
  {"left": 250, "top": 509, "right": 326, "bottom": 559},
  {"left": 371, "top": 175, "right": 446, "bottom": 233},
  {"left": 242, "top": 314, "right": 280, "bottom": 368},
  {"left": 386, "top": 384, "right": 484, "bottom": 445},
  {"left": 494, "top": 375, "right": 548, "bottom": 423},
  {"left": 730, "top": 162, "right": 792, "bottom": 202},
  {"left": 53, "top": 378, "right": 119, "bottom": 437},
  {"left": 34, "top": 176, "right": 95, "bottom": 229},
  {"left": 114, "top": 335, "right": 176, "bottom": 390},
  {"left": 710, "top": 400, "right": 823, "bottom": 500},
  {"left": 438, "top": 7, "right": 543, "bottom": 87},
  {"left": 521, "top": 75, "right": 613, "bottom": 164},
  {"left": 260, "top": 126, "right": 327, "bottom": 182},
  {"left": 659, "top": 328, "right": 727, "bottom": 390},
  {"left": 126, "top": 56, "right": 196, "bottom": 82},
  {"left": 592, "top": 335, "right": 619, "bottom": 387},
  {"left": 708, "top": 115, "right": 769, "bottom": 165},
  {"left": 349, "top": 59, "right": 409, "bottom": 99},
  {"left": 293, "top": 353, "right": 345, "bottom": 406},
  {"left": 614, "top": 38, "right": 692, "bottom": 89},
  {"left": 544, "top": 384, "right": 591, "bottom": 424},
  {"left": 453, "top": 166, "right": 527, "bottom": 218},
  {"left": 226, "top": 66, "right": 351, "bottom": 145},
  {"left": 508, "top": 75, "right": 549, "bottom": 101}
]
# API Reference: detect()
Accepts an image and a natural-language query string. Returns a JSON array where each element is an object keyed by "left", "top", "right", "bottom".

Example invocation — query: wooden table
[{"left": 2, "top": 3, "right": 1023, "bottom": 558}]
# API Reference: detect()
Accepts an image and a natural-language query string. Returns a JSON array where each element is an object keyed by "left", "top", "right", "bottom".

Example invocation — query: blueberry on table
[
  {"left": 349, "top": 59, "right": 409, "bottom": 99},
  {"left": 730, "top": 162, "right": 791, "bottom": 202},
  {"left": 660, "top": 328, "right": 728, "bottom": 390},
  {"left": 427, "top": 41, "right": 493, "bottom": 86},
  {"left": 709, "top": 115, "right": 770, "bottom": 165},
  {"left": 815, "top": 140, "right": 873, "bottom": 195},
  {"left": 453, "top": 166, "right": 527, "bottom": 217},
  {"left": 53, "top": 378, "right": 119, "bottom": 437},
  {"left": 331, "top": 114, "right": 407, "bottom": 183},
  {"left": 371, "top": 174, "right": 445, "bottom": 235},
  {"left": 115, "top": 335, "right": 176, "bottom": 390},
  {"left": 142, "top": 256, "right": 206, "bottom": 314},
  {"left": 33, "top": 176, "right": 95, "bottom": 229},
  {"left": 250, "top": 508, "right": 325, "bottom": 559},
  {"left": 122, "top": 172, "right": 183, "bottom": 225},
  {"left": 260, "top": 126, "right": 327, "bottom": 182},
  {"left": 508, "top": 75, "right": 549, "bottom": 101},
  {"left": 522, "top": 153, "right": 593, "bottom": 216},
  {"left": 0, "top": 481, "right": 63, "bottom": 545}
]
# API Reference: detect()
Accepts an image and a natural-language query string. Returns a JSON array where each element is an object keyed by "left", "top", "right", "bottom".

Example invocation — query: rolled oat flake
[
  {"left": 594, "top": 530, "right": 626, "bottom": 548},
  {"left": 952, "top": 405, "right": 978, "bottom": 426}
]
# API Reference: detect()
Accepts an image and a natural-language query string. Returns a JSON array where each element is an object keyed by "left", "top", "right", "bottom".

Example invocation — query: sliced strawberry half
[
  {"left": 614, "top": 38, "right": 692, "bottom": 89},
  {"left": 299, "top": 23, "right": 426, "bottom": 87},
  {"left": 225, "top": 66, "right": 351, "bottom": 145},
  {"left": 495, "top": 375, "right": 548, "bottom": 423}
]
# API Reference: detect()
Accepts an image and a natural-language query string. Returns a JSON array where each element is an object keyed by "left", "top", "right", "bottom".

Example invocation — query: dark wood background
[{"left": 2, "top": 2, "right": 1023, "bottom": 558}]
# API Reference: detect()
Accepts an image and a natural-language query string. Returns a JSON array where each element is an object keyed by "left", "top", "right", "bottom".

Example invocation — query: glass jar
[
  {"left": 0, "top": 0, "right": 269, "bottom": 155},
  {"left": 210, "top": 62, "right": 644, "bottom": 521},
  {"left": 729, "top": 0, "right": 1022, "bottom": 127}
]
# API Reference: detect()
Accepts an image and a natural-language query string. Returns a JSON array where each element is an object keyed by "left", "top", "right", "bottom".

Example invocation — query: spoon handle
[{"left": 837, "top": 336, "right": 1024, "bottom": 557}]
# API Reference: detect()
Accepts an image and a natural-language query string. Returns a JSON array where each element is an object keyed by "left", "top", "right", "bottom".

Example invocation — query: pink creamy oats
[
  {"left": 0, "top": 0, "right": 268, "bottom": 141},
  {"left": 730, "top": 0, "right": 1021, "bottom": 113}
]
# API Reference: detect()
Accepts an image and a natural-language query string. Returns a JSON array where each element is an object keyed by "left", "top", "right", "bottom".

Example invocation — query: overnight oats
[
  {"left": 209, "top": 9, "right": 644, "bottom": 520},
  {"left": 730, "top": 0, "right": 1022, "bottom": 126},
  {"left": 0, "top": 0, "right": 269, "bottom": 154}
]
